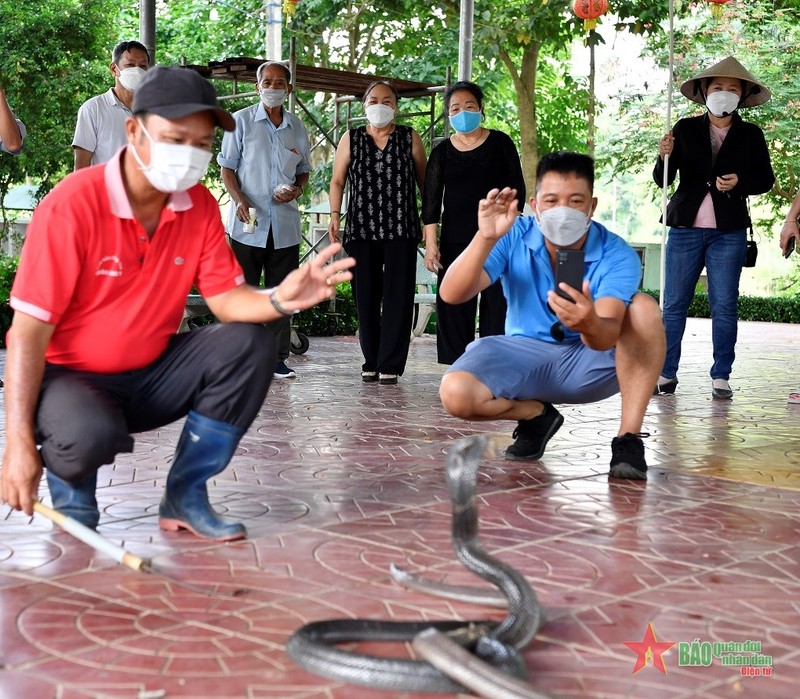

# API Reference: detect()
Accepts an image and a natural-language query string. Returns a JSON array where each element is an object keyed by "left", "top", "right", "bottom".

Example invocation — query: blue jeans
[{"left": 662, "top": 227, "right": 747, "bottom": 381}]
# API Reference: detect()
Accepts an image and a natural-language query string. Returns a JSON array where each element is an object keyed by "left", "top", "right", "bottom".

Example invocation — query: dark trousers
[
  {"left": 345, "top": 238, "right": 417, "bottom": 375},
  {"left": 36, "top": 323, "right": 275, "bottom": 483},
  {"left": 436, "top": 278, "right": 507, "bottom": 365},
  {"left": 230, "top": 234, "right": 299, "bottom": 362}
]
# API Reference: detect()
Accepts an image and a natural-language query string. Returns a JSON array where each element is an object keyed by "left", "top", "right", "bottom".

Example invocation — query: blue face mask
[{"left": 449, "top": 110, "right": 482, "bottom": 134}]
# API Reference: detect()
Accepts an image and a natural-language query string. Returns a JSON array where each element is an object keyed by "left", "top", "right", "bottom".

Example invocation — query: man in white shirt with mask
[
  {"left": 72, "top": 39, "right": 150, "bottom": 169},
  {"left": 438, "top": 151, "right": 665, "bottom": 480},
  {"left": 218, "top": 60, "right": 312, "bottom": 380}
]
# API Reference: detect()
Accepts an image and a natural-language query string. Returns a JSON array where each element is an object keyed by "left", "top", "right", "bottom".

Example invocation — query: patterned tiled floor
[{"left": 1, "top": 317, "right": 799, "bottom": 699}]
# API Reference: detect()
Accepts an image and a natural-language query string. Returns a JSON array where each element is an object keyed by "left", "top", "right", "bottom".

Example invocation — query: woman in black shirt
[{"left": 422, "top": 81, "right": 526, "bottom": 364}]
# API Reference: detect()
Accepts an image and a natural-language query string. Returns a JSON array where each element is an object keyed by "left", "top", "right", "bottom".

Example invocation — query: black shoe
[
  {"left": 609, "top": 432, "right": 649, "bottom": 480},
  {"left": 274, "top": 361, "right": 297, "bottom": 379},
  {"left": 379, "top": 373, "right": 398, "bottom": 385},
  {"left": 361, "top": 371, "right": 378, "bottom": 383},
  {"left": 653, "top": 376, "right": 678, "bottom": 395},
  {"left": 711, "top": 379, "right": 733, "bottom": 400},
  {"left": 505, "top": 404, "right": 564, "bottom": 461}
]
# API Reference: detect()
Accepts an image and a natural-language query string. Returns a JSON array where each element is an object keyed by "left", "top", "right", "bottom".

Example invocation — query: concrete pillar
[{"left": 139, "top": 0, "right": 156, "bottom": 64}]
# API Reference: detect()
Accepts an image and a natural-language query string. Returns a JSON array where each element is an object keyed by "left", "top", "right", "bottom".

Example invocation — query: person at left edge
[
  {"left": 218, "top": 59, "right": 312, "bottom": 380},
  {"left": 0, "top": 68, "right": 25, "bottom": 155},
  {"left": 0, "top": 67, "right": 355, "bottom": 541}
]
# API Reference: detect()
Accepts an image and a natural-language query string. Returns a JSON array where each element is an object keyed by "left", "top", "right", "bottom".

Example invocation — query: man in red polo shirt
[{"left": 0, "top": 67, "right": 354, "bottom": 541}]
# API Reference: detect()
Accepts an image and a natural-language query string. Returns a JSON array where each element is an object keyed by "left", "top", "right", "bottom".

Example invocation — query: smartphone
[
  {"left": 785, "top": 236, "right": 796, "bottom": 259},
  {"left": 555, "top": 249, "right": 585, "bottom": 303}
]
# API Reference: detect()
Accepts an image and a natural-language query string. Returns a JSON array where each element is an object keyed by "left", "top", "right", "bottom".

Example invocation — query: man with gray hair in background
[
  {"left": 218, "top": 59, "right": 312, "bottom": 380},
  {"left": 72, "top": 39, "right": 150, "bottom": 169}
]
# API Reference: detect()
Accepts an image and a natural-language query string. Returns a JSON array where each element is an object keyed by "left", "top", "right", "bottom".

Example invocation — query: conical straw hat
[{"left": 680, "top": 56, "right": 770, "bottom": 108}]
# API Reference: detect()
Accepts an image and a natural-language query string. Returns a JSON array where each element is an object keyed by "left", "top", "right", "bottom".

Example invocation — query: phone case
[{"left": 555, "top": 249, "right": 585, "bottom": 302}]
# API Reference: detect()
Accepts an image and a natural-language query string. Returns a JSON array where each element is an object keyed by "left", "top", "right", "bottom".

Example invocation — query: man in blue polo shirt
[{"left": 439, "top": 151, "right": 665, "bottom": 479}]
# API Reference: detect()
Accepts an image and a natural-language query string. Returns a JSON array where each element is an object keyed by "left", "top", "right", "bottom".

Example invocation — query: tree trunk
[{"left": 500, "top": 42, "right": 540, "bottom": 200}]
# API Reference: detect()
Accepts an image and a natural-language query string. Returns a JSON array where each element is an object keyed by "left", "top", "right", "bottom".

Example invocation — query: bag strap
[{"left": 745, "top": 197, "right": 755, "bottom": 241}]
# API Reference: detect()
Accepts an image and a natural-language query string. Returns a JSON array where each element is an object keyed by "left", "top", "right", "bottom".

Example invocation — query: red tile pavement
[{"left": 1, "top": 317, "right": 799, "bottom": 698}]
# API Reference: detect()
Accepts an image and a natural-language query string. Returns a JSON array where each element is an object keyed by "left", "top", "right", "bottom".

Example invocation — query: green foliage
[
  {"left": 152, "top": 1, "right": 265, "bottom": 67},
  {"left": 0, "top": 0, "right": 120, "bottom": 218},
  {"left": 643, "top": 288, "right": 800, "bottom": 323},
  {"left": 535, "top": 53, "right": 590, "bottom": 154}
]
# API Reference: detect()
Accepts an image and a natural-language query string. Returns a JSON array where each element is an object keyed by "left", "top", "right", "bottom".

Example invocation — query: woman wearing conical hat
[{"left": 653, "top": 56, "right": 774, "bottom": 400}]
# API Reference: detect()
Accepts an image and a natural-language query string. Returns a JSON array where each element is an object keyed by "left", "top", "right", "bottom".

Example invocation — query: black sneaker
[
  {"left": 609, "top": 432, "right": 649, "bottom": 480},
  {"left": 505, "top": 403, "right": 564, "bottom": 461},
  {"left": 274, "top": 361, "right": 297, "bottom": 379}
]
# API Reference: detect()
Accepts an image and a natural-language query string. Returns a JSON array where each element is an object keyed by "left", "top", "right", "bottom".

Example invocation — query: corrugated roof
[{"left": 187, "top": 57, "right": 436, "bottom": 98}]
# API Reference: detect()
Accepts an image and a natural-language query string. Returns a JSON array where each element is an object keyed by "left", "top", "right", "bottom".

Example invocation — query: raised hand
[
  {"left": 477, "top": 187, "right": 519, "bottom": 242},
  {"left": 274, "top": 243, "right": 355, "bottom": 312},
  {"left": 547, "top": 279, "right": 595, "bottom": 334}
]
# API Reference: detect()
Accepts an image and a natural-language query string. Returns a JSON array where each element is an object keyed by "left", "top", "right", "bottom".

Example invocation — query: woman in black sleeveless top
[{"left": 328, "top": 81, "right": 427, "bottom": 385}]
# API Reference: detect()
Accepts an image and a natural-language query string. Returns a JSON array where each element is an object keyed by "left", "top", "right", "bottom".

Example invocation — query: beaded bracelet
[{"left": 269, "top": 289, "right": 294, "bottom": 317}]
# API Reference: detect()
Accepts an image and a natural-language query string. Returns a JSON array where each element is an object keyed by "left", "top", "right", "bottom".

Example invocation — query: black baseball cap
[{"left": 132, "top": 66, "right": 235, "bottom": 131}]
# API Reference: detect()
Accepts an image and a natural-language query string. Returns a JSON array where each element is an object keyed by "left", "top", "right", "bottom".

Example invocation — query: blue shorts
[{"left": 446, "top": 335, "right": 619, "bottom": 404}]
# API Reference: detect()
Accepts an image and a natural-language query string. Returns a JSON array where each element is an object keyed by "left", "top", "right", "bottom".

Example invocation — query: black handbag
[{"left": 744, "top": 225, "right": 758, "bottom": 268}]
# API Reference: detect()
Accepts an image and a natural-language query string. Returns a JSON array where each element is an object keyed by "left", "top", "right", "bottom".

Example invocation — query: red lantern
[
  {"left": 572, "top": 0, "right": 609, "bottom": 32},
  {"left": 707, "top": 0, "right": 732, "bottom": 20}
]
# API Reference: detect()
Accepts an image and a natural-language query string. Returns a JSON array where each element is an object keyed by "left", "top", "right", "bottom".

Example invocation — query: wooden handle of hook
[{"left": 33, "top": 501, "right": 149, "bottom": 572}]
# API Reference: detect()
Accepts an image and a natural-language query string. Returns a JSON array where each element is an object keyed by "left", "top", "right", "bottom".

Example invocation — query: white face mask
[
  {"left": 365, "top": 104, "right": 395, "bottom": 128},
  {"left": 537, "top": 206, "right": 590, "bottom": 247},
  {"left": 118, "top": 66, "right": 147, "bottom": 92},
  {"left": 131, "top": 120, "right": 212, "bottom": 193},
  {"left": 260, "top": 88, "right": 287, "bottom": 108},
  {"left": 706, "top": 91, "right": 740, "bottom": 118}
]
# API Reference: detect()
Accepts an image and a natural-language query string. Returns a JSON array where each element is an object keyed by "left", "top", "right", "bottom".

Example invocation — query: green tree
[
  {"left": 0, "top": 0, "right": 119, "bottom": 225},
  {"left": 288, "top": 1, "right": 671, "bottom": 193}
]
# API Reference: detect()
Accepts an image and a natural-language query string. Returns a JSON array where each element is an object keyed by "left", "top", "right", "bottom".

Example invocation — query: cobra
[{"left": 286, "top": 436, "right": 549, "bottom": 697}]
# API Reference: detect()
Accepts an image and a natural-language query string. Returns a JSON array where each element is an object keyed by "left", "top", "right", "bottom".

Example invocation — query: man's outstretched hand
[{"left": 274, "top": 242, "right": 356, "bottom": 313}]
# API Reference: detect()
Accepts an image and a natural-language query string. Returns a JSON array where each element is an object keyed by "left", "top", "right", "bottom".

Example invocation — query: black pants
[
  {"left": 36, "top": 323, "right": 275, "bottom": 483},
  {"left": 230, "top": 233, "right": 299, "bottom": 362},
  {"left": 345, "top": 238, "right": 417, "bottom": 375},
  {"left": 436, "top": 279, "right": 507, "bottom": 365}
]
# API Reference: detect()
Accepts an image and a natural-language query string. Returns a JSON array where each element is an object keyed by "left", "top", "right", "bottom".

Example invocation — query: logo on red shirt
[{"left": 96, "top": 256, "right": 123, "bottom": 277}]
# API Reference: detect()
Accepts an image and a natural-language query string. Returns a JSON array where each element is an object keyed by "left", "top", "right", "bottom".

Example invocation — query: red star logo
[{"left": 624, "top": 622, "right": 676, "bottom": 674}]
